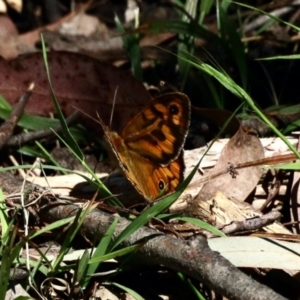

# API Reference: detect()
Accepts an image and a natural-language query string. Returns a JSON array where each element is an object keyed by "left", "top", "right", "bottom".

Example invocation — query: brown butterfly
[{"left": 100, "top": 92, "right": 191, "bottom": 202}]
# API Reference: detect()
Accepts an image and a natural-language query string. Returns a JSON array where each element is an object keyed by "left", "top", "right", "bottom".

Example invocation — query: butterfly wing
[
  {"left": 121, "top": 93, "right": 191, "bottom": 165},
  {"left": 117, "top": 148, "right": 185, "bottom": 201},
  {"left": 104, "top": 129, "right": 185, "bottom": 201}
]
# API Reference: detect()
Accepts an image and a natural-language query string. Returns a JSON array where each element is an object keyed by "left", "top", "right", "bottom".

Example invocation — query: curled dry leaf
[
  {"left": 0, "top": 51, "right": 151, "bottom": 134},
  {"left": 185, "top": 126, "right": 265, "bottom": 219},
  {"left": 197, "top": 126, "right": 264, "bottom": 201}
]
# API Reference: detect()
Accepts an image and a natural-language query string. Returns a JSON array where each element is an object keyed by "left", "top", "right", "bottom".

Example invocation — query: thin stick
[{"left": 109, "top": 86, "right": 119, "bottom": 128}]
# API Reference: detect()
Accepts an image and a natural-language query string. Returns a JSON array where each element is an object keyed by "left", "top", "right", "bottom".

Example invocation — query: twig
[
  {"left": 0, "top": 83, "right": 34, "bottom": 149},
  {"left": 222, "top": 211, "right": 282, "bottom": 234},
  {"left": 6, "top": 111, "right": 79, "bottom": 147}
]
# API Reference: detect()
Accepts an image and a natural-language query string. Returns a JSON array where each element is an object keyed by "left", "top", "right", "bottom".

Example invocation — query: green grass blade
[
  {"left": 115, "top": 14, "right": 142, "bottom": 81},
  {"left": 74, "top": 250, "right": 90, "bottom": 287},
  {"left": 40, "top": 35, "right": 83, "bottom": 160},
  {"left": 176, "top": 217, "right": 225, "bottom": 237},
  {"left": 0, "top": 106, "right": 61, "bottom": 130},
  {"left": 177, "top": 272, "right": 206, "bottom": 300},
  {"left": 271, "top": 162, "right": 300, "bottom": 170},
  {"left": 0, "top": 95, "right": 12, "bottom": 109},
  {"left": 258, "top": 54, "right": 300, "bottom": 61},
  {"left": 200, "top": 0, "right": 214, "bottom": 24},
  {"left": 30, "top": 216, "right": 76, "bottom": 239},
  {"left": 82, "top": 217, "right": 119, "bottom": 287},
  {"left": 88, "top": 244, "right": 140, "bottom": 264},
  {"left": 111, "top": 282, "right": 145, "bottom": 300}
]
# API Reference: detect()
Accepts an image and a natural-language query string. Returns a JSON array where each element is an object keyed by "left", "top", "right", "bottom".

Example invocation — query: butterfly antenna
[
  {"left": 109, "top": 86, "right": 119, "bottom": 128},
  {"left": 95, "top": 111, "right": 105, "bottom": 127}
]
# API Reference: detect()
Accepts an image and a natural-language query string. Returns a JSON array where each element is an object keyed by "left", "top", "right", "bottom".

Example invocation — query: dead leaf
[
  {"left": 0, "top": 52, "right": 151, "bottom": 134},
  {"left": 208, "top": 236, "right": 300, "bottom": 270},
  {"left": 192, "top": 126, "right": 264, "bottom": 204}
]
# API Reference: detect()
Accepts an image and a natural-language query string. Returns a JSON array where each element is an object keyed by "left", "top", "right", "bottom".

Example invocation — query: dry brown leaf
[
  {"left": 192, "top": 126, "right": 265, "bottom": 204},
  {"left": 197, "top": 126, "right": 264, "bottom": 202},
  {"left": 0, "top": 52, "right": 151, "bottom": 134}
]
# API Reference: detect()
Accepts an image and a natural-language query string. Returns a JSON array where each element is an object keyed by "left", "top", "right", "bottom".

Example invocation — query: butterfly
[{"left": 100, "top": 92, "right": 191, "bottom": 202}]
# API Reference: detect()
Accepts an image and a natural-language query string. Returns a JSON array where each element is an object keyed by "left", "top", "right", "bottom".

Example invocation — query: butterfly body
[{"left": 101, "top": 93, "right": 191, "bottom": 202}]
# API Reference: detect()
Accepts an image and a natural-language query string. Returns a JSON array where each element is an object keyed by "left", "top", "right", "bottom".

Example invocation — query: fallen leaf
[
  {"left": 194, "top": 126, "right": 264, "bottom": 202},
  {"left": 0, "top": 52, "right": 151, "bottom": 134},
  {"left": 208, "top": 236, "right": 300, "bottom": 270}
]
